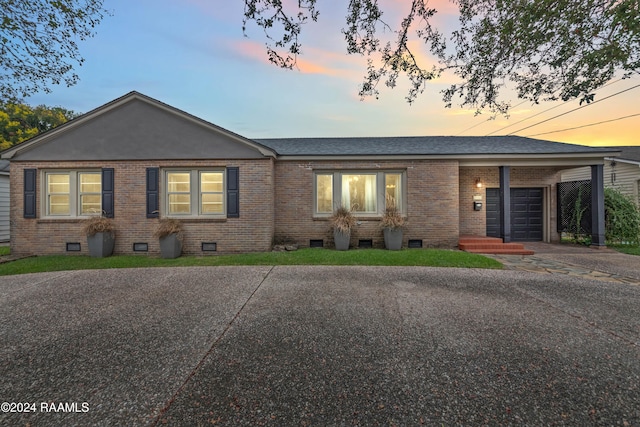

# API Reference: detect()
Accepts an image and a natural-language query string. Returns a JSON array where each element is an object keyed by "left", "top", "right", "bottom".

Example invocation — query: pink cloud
[{"left": 230, "top": 39, "right": 366, "bottom": 80}]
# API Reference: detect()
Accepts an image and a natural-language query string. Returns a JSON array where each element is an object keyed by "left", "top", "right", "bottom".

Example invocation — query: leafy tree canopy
[
  {"left": 0, "top": 0, "right": 108, "bottom": 101},
  {"left": 243, "top": 0, "right": 640, "bottom": 114},
  {"left": 0, "top": 102, "right": 78, "bottom": 150}
]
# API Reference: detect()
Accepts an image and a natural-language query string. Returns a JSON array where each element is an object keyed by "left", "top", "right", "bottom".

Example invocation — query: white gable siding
[
  {"left": 562, "top": 162, "right": 640, "bottom": 206},
  {"left": 0, "top": 174, "right": 9, "bottom": 241}
]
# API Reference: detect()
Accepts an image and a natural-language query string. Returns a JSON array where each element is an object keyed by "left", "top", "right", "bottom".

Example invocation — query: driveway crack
[
  {"left": 150, "top": 266, "right": 275, "bottom": 426},
  {"left": 513, "top": 285, "right": 639, "bottom": 349}
]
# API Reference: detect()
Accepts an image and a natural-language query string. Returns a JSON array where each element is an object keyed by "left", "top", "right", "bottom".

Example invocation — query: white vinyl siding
[{"left": 562, "top": 162, "right": 640, "bottom": 207}]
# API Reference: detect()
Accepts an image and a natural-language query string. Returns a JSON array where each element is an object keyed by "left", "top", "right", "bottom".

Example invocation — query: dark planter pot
[
  {"left": 86, "top": 232, "right": 115, "bottom": 257},
  {"left": 159, "top": 233, "right": 183, "bottom": 259},
  {"left": 333, "top": 231, "right": 351, "bottom": 251},
  {"left": 383, "top": 228, "right": 403, "bottom": 250}
]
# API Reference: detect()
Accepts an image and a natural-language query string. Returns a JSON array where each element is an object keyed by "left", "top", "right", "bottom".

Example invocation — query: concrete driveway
[{"left": 1, "top": 264, "right": 639, "bottom": 426}]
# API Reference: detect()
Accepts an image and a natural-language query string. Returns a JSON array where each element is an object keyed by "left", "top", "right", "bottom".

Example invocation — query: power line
[
  {"left": 485, "top": 101, "right": 568, "bottom": 136},
  {"left": 455, "top": 100, "right": 529, "bottom": 136},
  {"left": 484, "top": 78, "right": 626, "bottom": 136},
  {"left": 505, "top": 83, "right": 640, "bottom": 135},
  {"left": 526, "top": 113, "right": 640, "bottom": 137}
]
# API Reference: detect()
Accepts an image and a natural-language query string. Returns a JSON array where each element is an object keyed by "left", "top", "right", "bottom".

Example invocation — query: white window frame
[
  {"left": 313, "top": 171, "right": 406, "bottom": 216},
  {"left": 43, "top": 170, "right": 102, "bottom": 218},
  {"left": 163, "top": 169, "right": 226, "bottom": 218}
]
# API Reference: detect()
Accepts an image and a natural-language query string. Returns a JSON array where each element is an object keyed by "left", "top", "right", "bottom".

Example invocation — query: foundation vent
[
  {"left": 202, "top": 242, "right": 217, "bottom": 252},
  {"left": 358, "top": 239, "right": 373, "bottom": 248},
  {"left": 408, "top": 239, "right": 423, "bottom": 248},
  {"left": 133, "top": 243, "right": 148, "bottom": 252},
  {"left": 66, "top": 243, "right": 81, "bottom": 252},
  {"left": 309, "top": 239, "right": 324, "bottom": 248}
]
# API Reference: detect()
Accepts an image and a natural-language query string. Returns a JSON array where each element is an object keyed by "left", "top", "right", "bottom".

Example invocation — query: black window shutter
[
  {"left": 102, "top": 168, "right": 114, "bottom": 218},
  {"left": 146, "top": 167, "right": 159, "bottom": 218},
  {"left": 24, "top": 168, "right": 37, "bottom": 218},
  {"left": 227, "top": 167, "right": 239, "bottom": 218}
]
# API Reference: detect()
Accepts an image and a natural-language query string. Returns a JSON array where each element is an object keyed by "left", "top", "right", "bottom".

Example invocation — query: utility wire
[
  {"left": 485, "top": 101, "right": 568, "bottom": 136},
  {"left": 506, "top": 83, "right": 640, "bottom": 135},
  {"left": 484, "top": 78, "right": 625, "bottom": 136},
  {"left": 525, "top": 113, "right": 640, "bottom": 137},
  {"left": 454, "top": 100, "right": 529, "bottom": 136}
]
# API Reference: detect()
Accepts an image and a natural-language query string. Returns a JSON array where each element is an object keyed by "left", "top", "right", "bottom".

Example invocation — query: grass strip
[
  {"left": 610, "top": 245, "right": 640, "bottom": 256},
  {"left": 0, "top": 248, "right": 502, "bottom": 276}
]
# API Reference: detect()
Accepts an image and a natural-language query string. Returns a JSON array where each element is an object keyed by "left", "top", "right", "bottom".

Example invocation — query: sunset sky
[{"left": 26, "top": 0, "right": 640, "bottom": 147}]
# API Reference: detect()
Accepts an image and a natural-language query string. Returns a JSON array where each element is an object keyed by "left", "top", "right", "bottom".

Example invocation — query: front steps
[{"left": 459, "top": 236, "right": 534, "bottom": 255}]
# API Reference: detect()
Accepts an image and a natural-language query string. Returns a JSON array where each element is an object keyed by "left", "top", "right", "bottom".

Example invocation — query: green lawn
[
  {"left": 0, "top": 248, "right": 502, "bottom": 276},
  {"left": 610, "top": 245, "right": 640, "bottom": 256}
]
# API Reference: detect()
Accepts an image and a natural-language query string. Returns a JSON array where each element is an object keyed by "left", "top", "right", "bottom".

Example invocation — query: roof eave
[
  {"left": 275, "top": 152, "right": 617, "bottom": 165},
  {"left": 605, "top": 156, "right": 640, "bottom": 167}
]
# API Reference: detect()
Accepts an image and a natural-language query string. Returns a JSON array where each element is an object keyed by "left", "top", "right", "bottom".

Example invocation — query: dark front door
[{"left": 486, "top": 188, "right": 543, "bottom": 241}]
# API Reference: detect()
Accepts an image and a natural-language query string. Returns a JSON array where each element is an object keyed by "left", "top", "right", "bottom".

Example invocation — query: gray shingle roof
[
  {"left": 603, "top": 146, "right": 640, "bottom": 163},
  {"left": 255, "top": 136, "right": 616, "bottom": 156}
]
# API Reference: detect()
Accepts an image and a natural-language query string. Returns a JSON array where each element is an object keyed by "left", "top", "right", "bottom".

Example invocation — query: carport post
[
  {"left": 499, "top": 166, "right": 511, "bottom": 243},
  {"left": 591, "top": 164, "right": 606, "bottom": 247}
]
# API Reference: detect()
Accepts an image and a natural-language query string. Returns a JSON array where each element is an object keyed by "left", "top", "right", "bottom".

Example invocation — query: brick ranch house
[{"left": 1, "top": 92, "right": 618, "bottom": 256}]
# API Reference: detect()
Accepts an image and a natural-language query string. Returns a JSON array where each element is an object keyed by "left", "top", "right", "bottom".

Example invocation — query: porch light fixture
[{"left": 475, "top": 178, "right": 483, "bottom": 189}]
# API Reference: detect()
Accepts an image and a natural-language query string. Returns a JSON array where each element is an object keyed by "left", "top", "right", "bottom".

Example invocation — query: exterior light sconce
[{"left": 475, "top": 178, "right": 483, "bottom": 189}]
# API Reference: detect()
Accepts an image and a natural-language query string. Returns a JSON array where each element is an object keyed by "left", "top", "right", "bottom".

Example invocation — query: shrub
[{"left": 604, "top": 187, "right": 640, "bottom": 245}]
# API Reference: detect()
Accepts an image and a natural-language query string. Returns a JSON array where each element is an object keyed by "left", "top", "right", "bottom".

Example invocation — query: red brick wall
[
  {"left": 274, "top": 159, "right": 460, "bottom": 249},
  {"left": 459, "top": 166, "right": 564, "bottom": 242},
  {"left": 10, "top": 159, "right": 275, "bottom": 255}
]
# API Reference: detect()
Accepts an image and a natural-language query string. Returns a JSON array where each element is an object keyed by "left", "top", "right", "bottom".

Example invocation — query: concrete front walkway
[{"left": 488, "top": 242, "right": 640, "bottom": 285}]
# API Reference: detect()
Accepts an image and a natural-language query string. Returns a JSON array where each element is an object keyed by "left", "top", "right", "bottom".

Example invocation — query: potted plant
[
  {"left": 330, "top": 205, "right": 356, "bottom": 251},
  {"left": 154, "top": 218, "right": 184, "bottom": 258},
  {"left": 380, "top": 206, "right": 406, "bottom": 250},
  {"left": 83, "top": 215, "right": 115, "bottom": 257}
]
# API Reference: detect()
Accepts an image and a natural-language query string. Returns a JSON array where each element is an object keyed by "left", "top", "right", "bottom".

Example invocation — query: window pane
[
  {"left": 168, "top": 173, "right": 190, "bottom": 192},
  {"left": 342, "top": 174, "right": 376, "bottom": 213},
  {"left": 385, "top": 174, "right": 402, "bottom": 210},
  {"left": 201, "top": 193, "right": 224, "bottom": 214},
  {"left": 169, "top": 194, "right": 191, "bottom": 214},
  {"left": 49, "top": 195, "right": 70, "bottom": 215},
  {"left": 79, "top": 173, "right": 101, "bottom": 193},
  {"left": 48, "top": 174, "right": 69, "bottom": 193},
  {"left": 201, "top": 172, "right": 223, "bottom": 192},
  {"left": 80, "top": 195, "right": 102, "bottom": 215},
  {"left": 316, "top": 174, "right": 333, "bottom": 213}
]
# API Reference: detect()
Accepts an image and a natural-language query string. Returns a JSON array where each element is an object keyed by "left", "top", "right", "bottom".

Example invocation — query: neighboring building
[
  {"left": 0, "top": 92, "right": 618, "bottom": 256},
  {"left": 562, "top": 146, "right": 640, "bottom": 206},
  {"left": 0, "top": 160, "right": 9, "bottom": 242}
]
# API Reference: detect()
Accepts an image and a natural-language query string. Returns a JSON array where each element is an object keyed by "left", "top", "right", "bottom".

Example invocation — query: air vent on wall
[
  {"left": 66, "top": 242, "right": 81, "bottom": 252},
  {"left": 358, "top": 239, "right": 373, "bottom": 248},
  {"left": 202, "top": 242, "right": 217, "bottom": 252},
  {"left": 133, "top": 243, "right": 148, "bottom": 252},
  {"left": 408, "top": 239, "right": 423, "bottom": 248},
  {"left": 309, "top": 239, "right": 324, "bottom": 248}
]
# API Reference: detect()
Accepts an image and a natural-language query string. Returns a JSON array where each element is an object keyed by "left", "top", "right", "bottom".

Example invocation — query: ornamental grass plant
[
  {"left": 82, "top": 216, "right": 115, "bottom": 236},
  {"left": 153, "top": 218, "right": 184, "bottom": 240},
  {"left": 329, "top": 205, "right": 356, "bottom": 234},
  {"left": 380, "top": 206, "right": 406, "bottom": 230}
]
